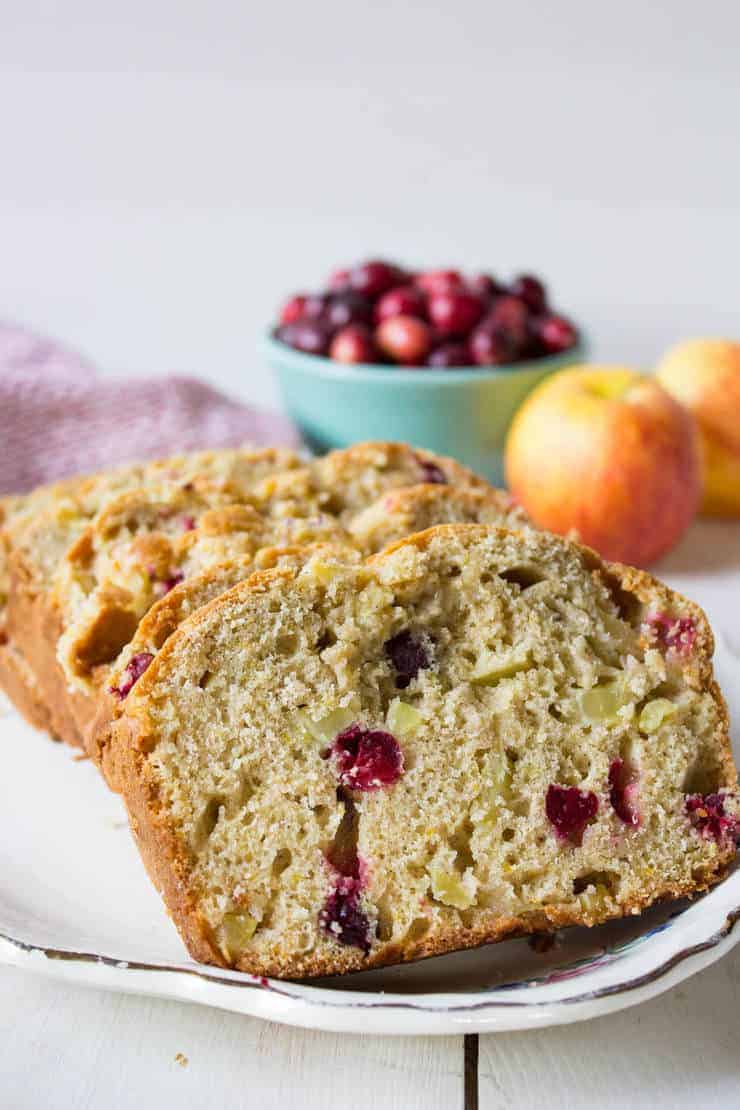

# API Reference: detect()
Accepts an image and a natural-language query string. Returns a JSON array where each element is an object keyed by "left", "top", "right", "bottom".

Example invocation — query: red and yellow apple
[
  {"left": 656, "top": 339, "right": 740, "bottom": 517},
  {"left": 504, "top": 365, "right": 700, "bottom": 566}
]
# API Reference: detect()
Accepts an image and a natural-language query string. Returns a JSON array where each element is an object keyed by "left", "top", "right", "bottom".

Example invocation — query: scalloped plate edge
[{"left": 2, "top": 899, "right": 737, "bottom": 1035}]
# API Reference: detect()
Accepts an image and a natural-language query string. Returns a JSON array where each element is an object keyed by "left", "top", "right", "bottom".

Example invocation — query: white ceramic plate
[{"left": 1, "top": 643, "right": 737, "bottom": 1036}]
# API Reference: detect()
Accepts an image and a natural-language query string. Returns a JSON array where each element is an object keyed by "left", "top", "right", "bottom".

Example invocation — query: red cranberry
[
  {"left": 521, "top": 326, "right": 548, "bottom": 359},
  {"left": 644, "top": 613, "right": 697, "bottom": 657},
  {"left": 303, "top": 293, "right": 331, "bottom": 319},
  {"left": 181, "top": 515, "right": 196, "bottom": 532},
  {"left": 319, "top": 874, "right": 372, "bottom": 953},
  {"left": 467, "top": 273, "right": 504, "bottom": 300},
  {"left": 415, "top": 270, "right": 464, "bottom": 296},
  {"left": 110, "top": 651, "right": 154, "bottom": 700},
  {"left": 487, "top": 295, "right": 529, "bottom": 348},
  {"left": 374, "top": 284, "right": 426, "bottom": 323},
  {"left": 385, "top": 630, "right": 432, "bottom": 688},
  {"left": 510, "top": 274, "right": 547, "bottom": 313},
  {"left": 608, "top": 759, "right": 640, "bottom": 827},
  {"left": 427, "top": 290, "right": 484, "bottom": 338},
  {"left": 279, "top": 294, "right": 307, "bottom": 325},
  {"left": 546, "top": 784, "right": 599, "bottom": 843},
  {"left": 427, "top": 342, "right": 470, "bottom": 368},
  {"left": 277, "top": 320, "right": 331, "bottom": 356},
  {"left": 349, "top": 260, "right": 401, "bottom": 298},
  {"left": 686, "top": 792, "right": 738, "bottom": 844},
  {"left": 538, "top": 314, "right": 578, "bottom": 354},
  {"left": 375, "top": 315, "right": 431, "bottom": 364},
  {"left": 469, "top": 324, "right": 514, "bottom": 366},
  {"left": 328, "top": 267, "right": 351, "bottom": 291},
  {"left": 329, "top": 324, "right": 377, "bottom": 364},
  {"left": 330, "top": 725, "right": 404, "bottom": 791},
  {"left": 324, "top": 291, "right": 374, "bottom": 330}
]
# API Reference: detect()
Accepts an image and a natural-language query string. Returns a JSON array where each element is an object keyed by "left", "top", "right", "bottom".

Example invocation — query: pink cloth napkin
[{"left": 0, "top": 322, "right": 299, "bottom": 494}]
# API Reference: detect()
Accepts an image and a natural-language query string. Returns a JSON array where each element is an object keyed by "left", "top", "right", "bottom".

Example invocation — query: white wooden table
[
  {"left": 1, "top": 945, "right": 739, "bottom": 1109},
  {"left": 1, "top": 520, "right": 739, "bottom": 1109}
]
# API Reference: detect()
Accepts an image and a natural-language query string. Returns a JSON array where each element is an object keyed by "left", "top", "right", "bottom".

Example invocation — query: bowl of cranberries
[{"left": 265, "top": 259, "right": 585, "bottom": 482}]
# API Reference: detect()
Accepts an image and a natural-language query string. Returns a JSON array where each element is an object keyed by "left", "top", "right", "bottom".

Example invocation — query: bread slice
[
  {"left": 1, "top": 448, "right": 301, "bottom": 638},
  {"left": 2, "top": 442, "right": 490, "bottom": 746},
  {"left": 51, "top": 489, "right": 347, "bottom": 749},
  {"left": 0, "top": 476, "right": 89, "bottom": 635},
  {"left": 22, "top": 444, "right": 486, "bottom": 750},
  {"left": 52, "top": 484, "right": 349, "bottom": 693},
  {"left": 2, "top": 448, "right": 301, "bottom": 745},
  {"left": 91, "top": 483, "right": 522, "bottom": 777},
  {"left": 108, "top": 524, "right": 738, "bottom": 978},
  {"left": 0, "top": 640, "right": 57, "bottom": 734},
  {"left": 251, "top": 441, "right": 489, "bottom": 524},
  {"left": 92, "top": 542, "right": 361, "bottom": 779},
  {"left": 1, "top": 480, "right": 92, "bottom": 736},
  {"left": 1, "top": 474, "right": 133, "bottom": 740},
  {"left": 349, "top": 483, "right": 527, "bottom": 550}
]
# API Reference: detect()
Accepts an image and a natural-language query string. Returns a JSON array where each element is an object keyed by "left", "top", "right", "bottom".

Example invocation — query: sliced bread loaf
[
  {"left": 31, "top": 444, "right": 486, "bottom": 749},
  {"left": 91, "top": 483, "right": 522, "bottom": 777},
  {"left": 108, "top": 524, "right": 737, "bottom": 978},
  {"left": 2, "top": 448, "right": 301, "bottom": 744},
  {"left": 52, "top": 483, "right": 348, "bottom": 693}
]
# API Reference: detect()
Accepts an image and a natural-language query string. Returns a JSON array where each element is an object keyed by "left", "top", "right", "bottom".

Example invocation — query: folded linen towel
[{"left": 0, "top": 321, "right": 299, "bottom": 494}]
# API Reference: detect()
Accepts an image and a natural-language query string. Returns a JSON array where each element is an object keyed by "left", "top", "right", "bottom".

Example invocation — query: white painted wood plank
[
  {"left": 0, "top": 967, "right": 463, "bottom": 1110},
  {"left": 479, "top": 944, "right": 740, "bottom": 1109}
]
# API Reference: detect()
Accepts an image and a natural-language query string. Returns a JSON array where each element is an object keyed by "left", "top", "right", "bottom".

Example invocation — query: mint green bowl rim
[{"left": 261, "top": 332, "right": 588, "bottom": 386}]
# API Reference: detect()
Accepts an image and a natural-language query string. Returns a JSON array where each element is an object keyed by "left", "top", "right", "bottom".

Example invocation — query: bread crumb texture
[
  {"left": 114, "top": 524, "right": 737, "bottom": 978},
  {"left": 54, "top": 443, "right": 505, "bottom": 696}
]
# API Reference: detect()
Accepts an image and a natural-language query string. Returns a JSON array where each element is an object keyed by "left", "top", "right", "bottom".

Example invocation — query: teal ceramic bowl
[{"left": 263, "top": 333, "right": 587, "bottom": 485}]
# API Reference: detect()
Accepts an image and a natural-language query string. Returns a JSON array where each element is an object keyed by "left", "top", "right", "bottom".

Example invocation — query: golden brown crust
[
  {"left": 234, "top": 861, "right": 733, "bottom": 978},
  {"left": 5, "top": 568, "right": 85, "bottom": 748},
  {"left": 113, "top": 711, "right": 221, "bottom": 965},
  {"left": 108, "top": 523, "right": 737, "bottom": 979},
  {"left": 0, "top": 640, "right": 59, "bottom": 737}
]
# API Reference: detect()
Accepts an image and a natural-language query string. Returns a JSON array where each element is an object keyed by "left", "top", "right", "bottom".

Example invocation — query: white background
[
  {"left": 1, "top": 0, "right": 739, "bottom": 410},
  {"left": 1, "top": 2, "right": 739, "bottom": 1106}
]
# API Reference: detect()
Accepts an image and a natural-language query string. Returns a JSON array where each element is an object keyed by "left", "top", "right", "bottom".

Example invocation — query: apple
[
  {"left": 656, "top": 339, "right": 740, "bottom": 517},
  {"left": 504, "top": 365, "right": 701, "bottom": 566}
]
